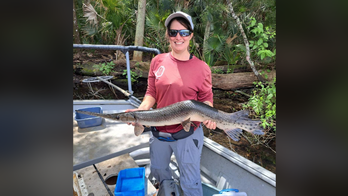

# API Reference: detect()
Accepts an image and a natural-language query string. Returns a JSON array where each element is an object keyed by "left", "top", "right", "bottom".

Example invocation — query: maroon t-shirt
[{"left": 145, "top": 53, "right": 213, "bottom": 133}]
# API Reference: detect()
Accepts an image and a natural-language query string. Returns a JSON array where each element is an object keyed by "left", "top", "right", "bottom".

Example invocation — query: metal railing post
[{"left": 125, "top": 51, "right": 133, "bottom": 95}]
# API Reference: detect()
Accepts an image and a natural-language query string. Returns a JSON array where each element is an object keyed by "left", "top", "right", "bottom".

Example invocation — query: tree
[
  {"left": 133, "top": 0, "right": 146, "bottom": 61},
  {"left": 73, "top": 0, "right": 81, "bottom": 44},
  {"left": 226, "top": 0, "right": 266, "bottom": 83}
]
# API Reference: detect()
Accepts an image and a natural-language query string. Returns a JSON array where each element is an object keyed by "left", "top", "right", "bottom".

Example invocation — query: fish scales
[
  {"left": 75, "top": 100, "right": 264, "bottom": 141},
  {"left": 134, "top": 100, "right": 219, "bottom": 126}
]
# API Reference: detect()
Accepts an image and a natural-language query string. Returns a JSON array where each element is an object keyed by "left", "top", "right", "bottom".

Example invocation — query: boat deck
[
  {"left": 73, "top": 153, "right": 157, "bottom": 196},
  {"left": 73, "top": 99, "right": 276, "bottom": 196},
  {"left": 73, "top": 100, "right": 151, "bottom": 166},
  {"left": 73, "top": 99, "right": 157, "bottom": 195}
]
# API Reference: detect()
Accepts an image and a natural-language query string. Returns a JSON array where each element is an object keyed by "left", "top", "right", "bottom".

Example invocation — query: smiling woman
[
  {"left": 124, "top": 11, "right": 216, "bottom": 196},
  {"left": 164, "top": 12, "right": 194, "bottom": 61}
]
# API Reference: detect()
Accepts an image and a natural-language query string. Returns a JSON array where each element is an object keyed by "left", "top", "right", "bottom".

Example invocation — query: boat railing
[{"left": 73, "top": 44, "right": 160, "bottom": 99}]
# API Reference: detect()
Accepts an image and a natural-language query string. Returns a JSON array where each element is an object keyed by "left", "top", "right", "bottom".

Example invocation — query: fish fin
[
  {"left": 237, "top": 119, "right": 265, "bottom": 136},
  {"left": 252, "top": 129, "right": 265, "bottom": 135},
  {"left": 134, "top": 123, "right": 144, "bottom": 136},
  {"left": 232, "top": 110, "right": 249, "bottom": 118},
  {"left": 224, "top": 128, "right": 243, "bottom": 141},
  {"left": 181, "top": 118, "right": 191, "bottom": 132}
]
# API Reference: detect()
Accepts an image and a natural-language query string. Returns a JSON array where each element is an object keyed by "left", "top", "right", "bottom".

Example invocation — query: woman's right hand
[
  {"left": 124, "top": 108, "right": 141, "bottom": 126},
  {"left": 124, "top": 95, "right": 156, "bottom": 126},
  {"left": 124, "top": 108, "right": 140, "bottom": 113}
]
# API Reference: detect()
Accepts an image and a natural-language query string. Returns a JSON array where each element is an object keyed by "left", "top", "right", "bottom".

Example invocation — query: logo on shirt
[{"left": 155, "top": 66, "right": 165, "bottom": 80}]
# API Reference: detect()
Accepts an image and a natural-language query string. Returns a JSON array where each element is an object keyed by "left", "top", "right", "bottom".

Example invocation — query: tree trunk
[
  {"left": 73, "top": 0, "right": 81, "bottom": 44},
  {"left": 226, "top": 0, "right": 266, "bottom": 83},
  {"left": 133, "top": 0, "right": 146, "bottom": 61},
  {"left": 202, "top": 20, "right": 211, "bottom": 62},
  {"left": 212, "top": 70, "right": 276, "bottom": 90}
]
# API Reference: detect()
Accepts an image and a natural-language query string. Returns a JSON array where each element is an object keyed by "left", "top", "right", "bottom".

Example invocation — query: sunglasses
[{"left": 168, "top": 29, "right": 192, "bottom": 37}]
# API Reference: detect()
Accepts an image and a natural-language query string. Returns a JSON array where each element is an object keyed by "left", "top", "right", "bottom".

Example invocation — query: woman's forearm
[{"left": 138, "top": 95, "right": 156, "bottom": 110}]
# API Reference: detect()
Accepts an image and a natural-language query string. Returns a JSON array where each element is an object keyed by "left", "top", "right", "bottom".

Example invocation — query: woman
[{"left": 126, "top": 11, "right": 216, "bottom": 196}]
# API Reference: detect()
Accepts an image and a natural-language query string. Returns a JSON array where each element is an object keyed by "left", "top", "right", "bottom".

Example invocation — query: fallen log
[
  {"left": 212, "top": 70, "right": 276, "bottom": 90},
  {"left": 76, "top": 60, "right": 275, "bottom": 90}
]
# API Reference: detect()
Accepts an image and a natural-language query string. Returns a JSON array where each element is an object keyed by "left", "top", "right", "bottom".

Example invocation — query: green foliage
[
  {"left": 102, "top": 0, "right": 136, "bottom": 45},
  {"left": 204, "top": 35, "right": 223, "bottom": 66},
  {"left": 247, "top": 17, "right": 276, "bottom": 61},
  {"left": 204, "top": 34, "right": 243, "bottom": 73},
  {"left": 243, "top": 77, "right": 276, "bottom": 131},
  {"left": 74, "top": 0, "right": 276, "bottom": 70},
  {"left": 211, "top": 68, "right": 224, "bottom": 74},
  {"left": 204, "top": 52, "right": 215, "bottom": 67},
  {"left": 143, "top": 0, "right": 177, "bottom": 52},
  {"left": 122, "top": 69, "right": 142, "bottom": 83},
  {"left": 227, "top": 68, "right": 234, "bottom": 74},
  {"left": 232, "top": 0, "right": 276, "bottom": 30},
  {"left": 144, "top": 8, "right": 171, "bottom": 52},
  {"left": 93, "top": 61, "right": 115, "bottom": 75},
  {"left": 77, "top": 0, "right": 135, "bottom": 45}
]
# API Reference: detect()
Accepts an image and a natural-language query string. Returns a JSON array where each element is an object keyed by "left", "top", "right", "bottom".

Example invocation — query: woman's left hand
[
  {"left": 202, "top": 101, "right": 216, "bottom": 129},
  {"left": 203, "top": 120, "right": 216, "bottom": 130}
]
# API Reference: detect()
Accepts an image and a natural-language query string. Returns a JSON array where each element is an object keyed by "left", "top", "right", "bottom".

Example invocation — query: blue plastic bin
[
  {"left": 75, "top": 107, "right": 103, "bottom": 128},
  {"left": 114, "top": 167, "right": 146, "bottom": 196},
  {"left": 202, "top": 182, "right": 220, "bottom": 195}
]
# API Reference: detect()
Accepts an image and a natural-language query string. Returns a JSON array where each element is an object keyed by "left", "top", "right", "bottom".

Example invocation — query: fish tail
[
  {"left": 224, "top": 128, "right": 243, "bottom": 141},
  {"left": 236, "top": 118, "right": 264, "bottom": 135},
  {"left": 222, "top": 110, "right": 265, "bottom": 141}
]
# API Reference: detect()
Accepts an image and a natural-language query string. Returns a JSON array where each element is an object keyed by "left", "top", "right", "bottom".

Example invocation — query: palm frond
[{"left": 83, "top": 3, "right": 99, "bottom": 27}]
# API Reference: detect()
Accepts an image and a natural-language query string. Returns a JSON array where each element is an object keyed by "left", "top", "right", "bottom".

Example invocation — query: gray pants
[{"left": 149, "top": 125, "right": 204, "bottom": 196}]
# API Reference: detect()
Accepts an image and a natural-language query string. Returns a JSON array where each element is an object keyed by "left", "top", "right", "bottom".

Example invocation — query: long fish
[{"left": 75, "top": 100, "right": 264, "bottom": 141}]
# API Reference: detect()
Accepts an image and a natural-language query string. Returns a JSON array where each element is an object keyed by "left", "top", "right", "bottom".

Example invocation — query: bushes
[
  {"left": 242, "top": 76, "right": 276, "bottom": 152},
  {"left": 244, "top": 77, "right": 276, "bottom": 130}
]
